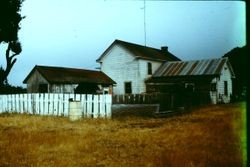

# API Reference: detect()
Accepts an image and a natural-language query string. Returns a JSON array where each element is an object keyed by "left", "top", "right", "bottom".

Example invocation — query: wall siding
[
  {"left": 100, "top": 45, "right": 163, "bottom": 95},
  {"left": 210, "top": 77, "right": 218, "bottom": 104},
  {"left": 26, "top": 70, "right": 49, "bottom": 93},
  {"left": 217, "top": 63, "right": 233, "bottom": 103},
  {"left": 137, "top": 59, "right": 163, "bottom": 93},
  {"left": 50, "top": 84, "right": 77, "bottom": 93},
  {"left": 26, "top": 70, "right": 78, "bottom": 94},
  {"left": 209, "top": 63, "right": 233, "bottom": 104}
]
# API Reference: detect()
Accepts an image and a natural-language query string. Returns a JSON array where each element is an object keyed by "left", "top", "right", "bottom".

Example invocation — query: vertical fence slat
[
  {"left": 93, "top": 95, "right": 99, "bottom": 118},
  {"left": 23, "top": 94, "right": 28, "bottom": 113},
  {"left": 99, "top": 95, "right": 105, "bottom": 118},
  {"left": 35, "top": 94, "right": 40, "bottom": 114},
  {"left": 48, "top": 94, "right": 53, "bottom": 115},
  {"left": 63, "top": 94, "right": 70, "bottom": 116},
  {"left": 81, "top": 94, "right": 87, "bottom": 117},
  {"left": 75, "top": 94, "right": 81, "bottom": 101},
  {"left": 58, "top": 94, "right": 63, "bottom": 116},
  {"left": 106, "top": 95, "right": 112, "bottom": 118},
  {"left": 43, "top": 94, "right": 48, "bottom": 115},
  {"left": 11, "top": 94, "right": 14, "bottom": 113},
  {"left": 4, "top": 95, "right": 8, "bottom": 112},
  {"left": 19, "top": 94, "right": 23, "bottom": 113},
  {"left": 39, "top": 94, "right": 44, "bottom": 115},
  {"left": 27, "top": 94, "right": 32, "bottom": 114},
  {"left": 6, "top": 95, "right": 9, "bottom": 112},
  {"left": 53, "top": 94, "right": 59, "bottom": 116},
  {"left": 15, "top": 94, "right": 19, "bottom": 113},
  {"left": 86, "top": 94, "right": 92, "bottom": 118}
]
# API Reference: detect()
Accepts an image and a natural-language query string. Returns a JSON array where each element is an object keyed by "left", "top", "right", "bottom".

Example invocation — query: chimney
[{"left": 161, "top": 46, "right": 168, "bottom": 52}]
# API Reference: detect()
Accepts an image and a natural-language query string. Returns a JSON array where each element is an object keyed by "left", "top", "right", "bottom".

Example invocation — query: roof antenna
[{"left": 143, "top": 0, "right": 147, "bottom": 46}]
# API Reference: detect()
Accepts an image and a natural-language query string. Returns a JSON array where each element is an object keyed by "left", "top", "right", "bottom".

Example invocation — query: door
[{"left": 224, "top": 81, "right": 228, "bottom": 96}]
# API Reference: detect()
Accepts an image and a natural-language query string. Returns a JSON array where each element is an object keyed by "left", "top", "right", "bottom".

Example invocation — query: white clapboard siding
[{"left": 0, "top": 93, "right": 112, "bottom": 118}]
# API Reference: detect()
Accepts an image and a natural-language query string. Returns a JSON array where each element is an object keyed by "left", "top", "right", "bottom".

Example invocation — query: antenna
[{"left": 143, "top": 0, "right": 147, "bottom": 46}]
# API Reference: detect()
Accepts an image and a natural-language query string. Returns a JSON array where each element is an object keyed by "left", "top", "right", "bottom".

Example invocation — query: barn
[
  {"left": 23, "top": 65, "right": 116, "bottom": 94},
  {"left": 146, "top": 58, "right": 235, "bottom": 104}
]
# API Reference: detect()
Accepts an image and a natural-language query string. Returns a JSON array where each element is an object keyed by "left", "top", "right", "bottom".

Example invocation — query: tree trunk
[{"left": 0, "top": 42, "right": 18, "bottom": 85}]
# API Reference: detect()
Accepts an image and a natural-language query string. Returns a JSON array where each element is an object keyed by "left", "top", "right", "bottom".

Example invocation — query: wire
[{"left": 144, "top": 0, "right": 147, "bottom": 46}]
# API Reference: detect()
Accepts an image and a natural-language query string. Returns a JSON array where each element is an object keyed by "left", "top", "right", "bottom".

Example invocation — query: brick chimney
[{"left": 161, "top": 46, "right": 168, "bottom": 52}]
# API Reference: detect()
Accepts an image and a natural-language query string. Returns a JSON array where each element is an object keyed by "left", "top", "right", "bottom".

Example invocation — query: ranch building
[
  {"left": 146, "top": 57, "right": 235, "bottom": 104},
  {"left": 23, "top": 65, "right": 116, "bottom": 94}
]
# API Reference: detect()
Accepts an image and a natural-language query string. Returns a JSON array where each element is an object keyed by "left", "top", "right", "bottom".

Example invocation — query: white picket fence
[{"left": 0, "top": 93, "right": 112, "bottom": 118}]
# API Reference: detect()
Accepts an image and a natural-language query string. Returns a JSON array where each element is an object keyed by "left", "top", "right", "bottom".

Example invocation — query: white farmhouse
[{"left": 96, "top": 39, "right": 180, "bottom": 94}]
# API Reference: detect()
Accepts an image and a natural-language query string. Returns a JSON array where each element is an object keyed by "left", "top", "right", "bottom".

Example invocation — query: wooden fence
[
  {"left": 0, "top": 93, "right": 112, "bottom": 118},
  {"left": 113, "top": 92, "right": 211, "bottom": 111},
  {"left": 112, "top": 94, "right": 159, "bottom": 104}
]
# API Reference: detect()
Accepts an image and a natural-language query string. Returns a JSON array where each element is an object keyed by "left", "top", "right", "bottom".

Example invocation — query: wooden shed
[
  {"left": 146, "top": 58, "right": 235, "bottom": 104},
  {"left": 23, "top": 65, "right": 116, "bottom": 94}
]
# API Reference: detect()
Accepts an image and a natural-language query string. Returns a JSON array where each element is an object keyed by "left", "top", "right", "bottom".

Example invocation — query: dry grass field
[{"left": 0, "top": 102, "right": 246, "bottom": 167}]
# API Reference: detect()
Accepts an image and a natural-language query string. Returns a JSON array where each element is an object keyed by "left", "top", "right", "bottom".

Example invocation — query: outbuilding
[
  {"left": 146, "top": 58, "right": 235, "bottom": 104},
  {"left": 23, "top": 65, "right": 116, "bottom": 94}
]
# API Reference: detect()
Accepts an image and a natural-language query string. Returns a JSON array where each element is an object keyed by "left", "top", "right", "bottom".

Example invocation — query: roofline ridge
[
  {"left": 115, "top": 39, "right": 162, "bottom": 51},
  {"left": 35, "top": 65, "right": 101, "bottom": 72}
]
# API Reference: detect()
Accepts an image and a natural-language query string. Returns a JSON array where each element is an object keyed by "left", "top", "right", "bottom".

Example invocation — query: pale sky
[{"left": 0, "top": 0, "right": 246, "bottom": 86}]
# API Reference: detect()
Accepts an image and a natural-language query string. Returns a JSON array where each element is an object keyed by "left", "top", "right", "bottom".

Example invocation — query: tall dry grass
[{"left": 0, "top": 102, "right": 246, "bottom": 167}]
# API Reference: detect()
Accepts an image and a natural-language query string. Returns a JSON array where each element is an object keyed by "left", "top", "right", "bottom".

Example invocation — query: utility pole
[{"left": 143, "top": 0, "right": 147, "bottom": 46}]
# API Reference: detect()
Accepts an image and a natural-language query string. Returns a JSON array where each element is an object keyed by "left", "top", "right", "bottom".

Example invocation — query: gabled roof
[
  {"left": 23, "top": 65, "right": 116, "bottom": 85},
  {"left": 96, "top": 39, "right": 181, "bottom": 62},
  {"left": 151, "top": 57, "right": 235, "bottom": 78}
]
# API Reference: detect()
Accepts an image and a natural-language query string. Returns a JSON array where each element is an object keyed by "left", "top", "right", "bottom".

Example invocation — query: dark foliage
[
  {"left": 223, "top": 45, "right": 248, "bottom": 100},
  {"left": 0, "top": 0, "right": 24, "bottom": 85},
  {"left": 0, "top": 67, "right": 26, "bottom": 94},
  {"left": 0, "top": 0, "right": 24, "bottom": 43},
  {"left": 0, "top": 84, "right": 26, "bottom": 94}
]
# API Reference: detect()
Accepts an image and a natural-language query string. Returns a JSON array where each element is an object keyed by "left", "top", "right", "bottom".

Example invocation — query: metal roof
[
  {"left": 23, "top": 65, "right": 116, "bottom": 85},
  {"left": 96, "top": 39, "right": 181, "bottom": 62},
  {"left": 153, "top": 57, "right": 235, "bottom": 77}
]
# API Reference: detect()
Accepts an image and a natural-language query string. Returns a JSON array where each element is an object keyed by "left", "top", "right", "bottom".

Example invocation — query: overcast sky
[{"left": 0, "top": 0, "right": 246, "bottom": 86}]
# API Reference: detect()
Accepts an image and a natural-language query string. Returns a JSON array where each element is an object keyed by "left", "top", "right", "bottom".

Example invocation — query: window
[
  {"left": 185, "top": 83, "right": 195, "bottom": 92},
  {"left": 224, "top": 81, "right": 228, "bottom": 96},
  {"left": 210, "top": 83, "right": 217, "bottom": 91},
  {"left": 124, "top": 82, "right": 132, "bottom": 94},
  {"left": 39, "top": 84, "right": 48, "bottom": 93},
  {"left": 147, "top": 62, "right": 152, "bottom": 75}
]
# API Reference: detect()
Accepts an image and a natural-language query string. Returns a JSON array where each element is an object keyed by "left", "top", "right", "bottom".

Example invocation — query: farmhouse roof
[
  {"left": 96, "top": 39, "right": 181, "bottom": 62},
  {"left": 23, "top": 65, "right": 116, "bottom": 85},
  {"left": 147, "top": 57, "right": 235, "bottom": 82}
]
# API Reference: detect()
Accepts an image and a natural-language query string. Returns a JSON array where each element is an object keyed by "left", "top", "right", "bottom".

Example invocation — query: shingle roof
[
  {"left": 96, "top": 39, "right": 181, "bottom": 62},
  {"left": 23, "top": 65, "right": 116, "bottom": 85},
  {"left": 152, "top": 57, "right": 235, "bottom": 77}
]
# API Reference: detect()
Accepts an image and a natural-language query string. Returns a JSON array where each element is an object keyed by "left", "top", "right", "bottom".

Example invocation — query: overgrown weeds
[{"left": 0, "top": 102, "right": 246, "bottom": 167}]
